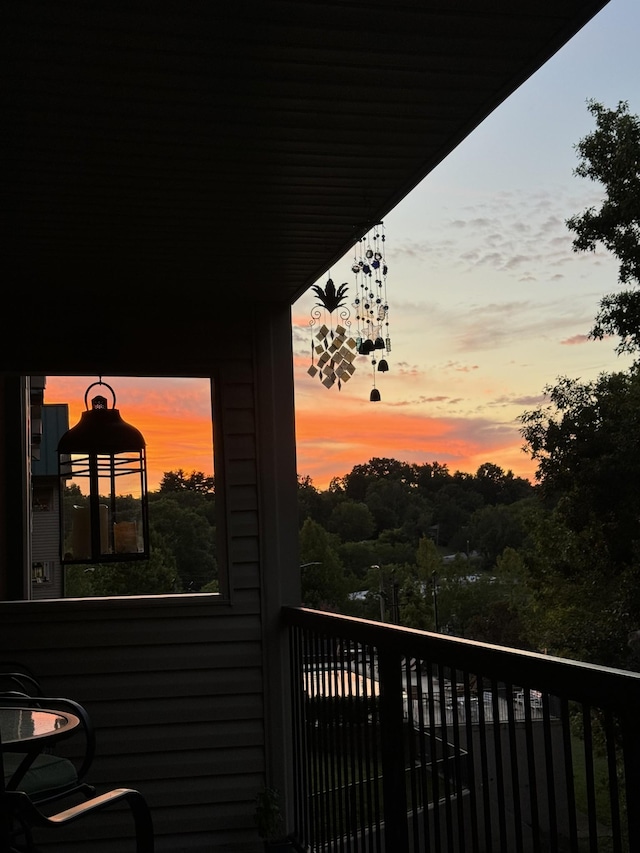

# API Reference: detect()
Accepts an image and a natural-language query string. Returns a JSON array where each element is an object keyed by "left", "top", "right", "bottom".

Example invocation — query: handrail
[
  {"left": 283, "top": 606, "right": 640, "bottom": 709},
  {"left": 283, "top": 605, "right": 640, "bottom": 852}
]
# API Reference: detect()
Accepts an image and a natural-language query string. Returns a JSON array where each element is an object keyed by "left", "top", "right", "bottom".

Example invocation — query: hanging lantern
[{"left": 57, "top": 380, "right": 149, "bottom": 564}]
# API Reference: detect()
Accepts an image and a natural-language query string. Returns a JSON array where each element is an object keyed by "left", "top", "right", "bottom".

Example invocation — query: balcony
[{"left": 283, "top": 607, "right": 640, "bottom": 853}]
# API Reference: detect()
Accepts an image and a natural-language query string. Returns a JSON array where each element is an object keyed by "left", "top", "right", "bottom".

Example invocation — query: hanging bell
[
  {"left": 370, "top": 388, "right": 381, "bottom": 402},
  {"left": 359, "top": 339, "right": 375, "bottom": 355},
  {"left": 377, "top": 359, "right": 389, "bottom": 373},
  {"left": 374, "top": 337, "right": 385, "bottom": 350}
]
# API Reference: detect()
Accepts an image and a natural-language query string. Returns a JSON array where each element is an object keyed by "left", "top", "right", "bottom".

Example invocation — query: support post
[{"left": 377, "top": 647, "right": 409, "bottom": 850}]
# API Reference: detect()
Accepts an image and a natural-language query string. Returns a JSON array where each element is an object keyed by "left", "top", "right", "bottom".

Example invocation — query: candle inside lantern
[
  {"left": 114, "top": 520, "right": 138, "bottom": 553},
  {"left": 70, "top": 504, "right": 109, "bottom": 559}
]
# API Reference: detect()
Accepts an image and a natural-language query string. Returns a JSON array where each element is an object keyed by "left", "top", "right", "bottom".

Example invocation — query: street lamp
[{"left": 370, "top": 565, "right": 386, "bottom": 622}]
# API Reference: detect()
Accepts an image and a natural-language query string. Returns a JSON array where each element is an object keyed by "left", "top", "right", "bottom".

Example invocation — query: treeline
[
  {"left": 298, "top": 448, "right": 640, "bottom": 673},
  {"left": 297, "top": 458, "right": 539, "bottom": 648},
  {"left": 65, "top": 469, "right": 217, "bottom": 597}
]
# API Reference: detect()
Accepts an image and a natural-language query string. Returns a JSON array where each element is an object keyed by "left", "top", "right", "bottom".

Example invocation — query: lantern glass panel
[{"left": 61, "top": 449, "right": 147, "bottom": 563}]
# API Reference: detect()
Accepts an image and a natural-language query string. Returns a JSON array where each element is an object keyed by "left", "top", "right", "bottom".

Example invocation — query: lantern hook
[{"left": 83, "top": 380, "right": 117, "bottom": 411}]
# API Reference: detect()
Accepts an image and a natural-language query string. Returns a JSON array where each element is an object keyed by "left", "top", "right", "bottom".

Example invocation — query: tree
[
  {"left": 473, "top": 463, "right": 533, "bottom": 505},
  {"left": 332, "top": 457, "right": 415, "bottom": 501},
  {"left": 416, "top": 535, "right": 442, "bottom": 579},
  {"left": 413, "top": 461, "right": 452, "bottom": 495},
  {"left": 149, "top": 495, "right": 216, "bottom": 590},
  {"left": 328, "top": 500, "right": 375, "bottom": 542},
  {"left": 64, "top": 539, "right": 178, "bottom": 597},
  {"left": 297, "top": 474, "right": 331, "bottom": 529},
  {"left": 391, "top": 536, "right": 442, "bottom": 631},
  {"left": 433, "top": 482, "right": 483, "bottom": 546},
  {"left": 465, "top": 502, "right": 529, "bottom": 569},
  {"left": 566, "top": 100, "right": 640, "bottom": 356},
  {"left": 299, "top": 519, "right": 348, "bottom": 611},
  {"left": 518, "top": 375, "right": 640, "bottom": 667},
  {"left": 518, "top": 509, "right": 640, "bottom": 668},
  {"left": 520, "top": 369, "right": 640, "bottom": 565},
  {"left": 431, "top": 549, "right": 532, "bottom": 646},
  {"left": 514, "top": 100, "right": 640, "bottom": 667},
  {"left": 159, "top": 469, "right": 215, "bottom": 496},
  {"left": 84, "top": 548, "right": 178, "bottom": 596}
]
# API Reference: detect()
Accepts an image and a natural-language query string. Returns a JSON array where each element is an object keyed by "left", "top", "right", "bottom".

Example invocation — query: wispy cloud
[
  {"left": 390, "top": 184, "right": 615, "bottom": 285},
  {"left": 441, "top": 361, "right": 479, "bottom": 373},
  {"left": 561, "top": 333, "right": 590, "bottom": 345}
]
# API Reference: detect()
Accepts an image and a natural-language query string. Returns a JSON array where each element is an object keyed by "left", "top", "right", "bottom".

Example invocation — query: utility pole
[
  {"left": 431, "top": 571, "right": 439, "bottom": 633},
  {"left": 391, "top": 576, "right": 400, "bottom": 625}
]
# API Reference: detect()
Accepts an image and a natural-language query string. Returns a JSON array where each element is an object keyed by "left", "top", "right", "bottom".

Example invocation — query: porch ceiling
[{"left": 7, "top": 1, "right": 609, "bottom": 313}]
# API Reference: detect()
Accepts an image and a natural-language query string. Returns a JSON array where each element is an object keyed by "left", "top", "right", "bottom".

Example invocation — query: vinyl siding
[
  {"left": 31, "top": 477, "right": 62, "bottom": 599},
  {"left": 1, "top": 304, "right": 300, "bottom": 852},
  {"left": 0, "top": 352, "right": 271, "bottom": 853}
]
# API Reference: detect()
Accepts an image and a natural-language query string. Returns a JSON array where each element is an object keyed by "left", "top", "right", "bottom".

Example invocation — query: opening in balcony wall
[{"left": 33, "top": 376, "right": 218, "bottom": 600}]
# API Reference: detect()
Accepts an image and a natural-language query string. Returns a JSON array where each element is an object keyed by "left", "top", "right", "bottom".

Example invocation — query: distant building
[{"left": 31, "top": 398, "right": 69, "bottom": 600}]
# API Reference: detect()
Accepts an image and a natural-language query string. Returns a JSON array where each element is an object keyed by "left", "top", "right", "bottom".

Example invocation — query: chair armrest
[{"left": 7, "top": 788, "right": 154, "bottom": 853}]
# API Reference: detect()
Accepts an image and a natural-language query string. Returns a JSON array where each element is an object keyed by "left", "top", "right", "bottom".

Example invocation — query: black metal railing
[{"left": 283, "top": 607, "right": 640, "bottom": 853}]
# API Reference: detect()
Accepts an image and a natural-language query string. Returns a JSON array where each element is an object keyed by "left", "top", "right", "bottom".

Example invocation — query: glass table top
[{"left": 0, "top": 706, "right": 80, "bottom": 747}]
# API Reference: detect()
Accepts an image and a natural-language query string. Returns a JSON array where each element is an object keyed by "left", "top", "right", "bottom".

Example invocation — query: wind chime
[
  {"left": 352, "top": 222, "right": 391, "bottom": 401},
  {"left": 307, "top": 221, "right": 391, "bottom": 400}
]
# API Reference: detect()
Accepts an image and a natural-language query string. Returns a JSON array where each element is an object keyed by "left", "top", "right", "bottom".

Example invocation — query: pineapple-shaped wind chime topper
[
  {"left": 308, "top": 278, "right": 358, "bottom": 390},
  {"left": 308, "top": 222, "right": 391, "bottom": 400}
]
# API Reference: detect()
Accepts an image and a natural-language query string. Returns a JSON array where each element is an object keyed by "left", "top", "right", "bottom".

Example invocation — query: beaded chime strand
[{"left": 352, "top": 223, "right": 391, "bottom": 400}]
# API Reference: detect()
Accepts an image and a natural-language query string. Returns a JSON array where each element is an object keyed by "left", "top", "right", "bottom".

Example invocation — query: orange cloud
[
  {"left": 294, "top": 401, "right": 537, "bottom": 490},
  {"left": 44, "top": 376, "right": 214, "bottom": 491}
]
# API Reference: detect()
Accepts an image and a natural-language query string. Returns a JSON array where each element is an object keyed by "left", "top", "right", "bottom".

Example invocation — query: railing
[{"left": 283, "top": 607, "right": 640, "bottom": 853}]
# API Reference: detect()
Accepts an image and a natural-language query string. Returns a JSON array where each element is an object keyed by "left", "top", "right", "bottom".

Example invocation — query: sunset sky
[
  {"left": 45, "top": 0, "right": 639, "bottom": 494},
  {"left": 44, "top": 375, "right": 214, "bottom": 493},
  {"left": 292, "top": 0, "right": 639, "bottom": 489}
]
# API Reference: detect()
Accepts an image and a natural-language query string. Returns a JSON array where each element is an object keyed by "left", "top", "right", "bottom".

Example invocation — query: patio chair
[
  {"left": 0, "top": 667, "right": 43, "bottom": 699},
  {"left": 1, "top": 704, "right": 154, "bottom": 853},
  {"left": 3, "top": 786, "right": 154, "bottom": 853}
]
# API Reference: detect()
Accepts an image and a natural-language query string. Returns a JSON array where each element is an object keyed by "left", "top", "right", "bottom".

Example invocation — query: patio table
[{"left": 0, "top": 706, "right": 80, "bottom": 791}]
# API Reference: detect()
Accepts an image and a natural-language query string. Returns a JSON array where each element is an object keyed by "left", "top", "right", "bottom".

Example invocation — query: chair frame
[{"left": 3, "top": 787, "right": 154, "bottom": 853}]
